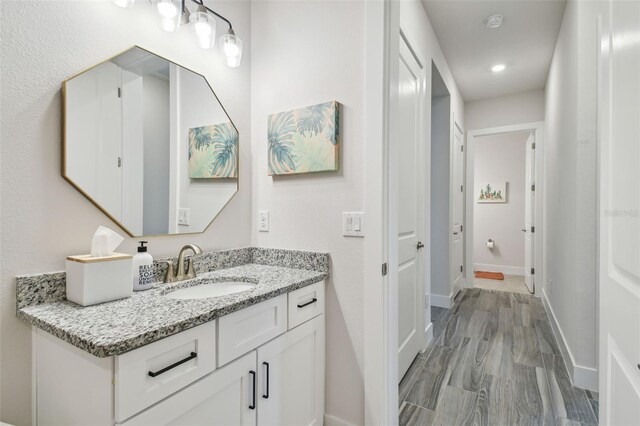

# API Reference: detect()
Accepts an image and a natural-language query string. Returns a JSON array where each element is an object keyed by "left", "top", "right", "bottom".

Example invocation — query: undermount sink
[{"left": 165, "top": 281, "right": 257, "bottom": 300}]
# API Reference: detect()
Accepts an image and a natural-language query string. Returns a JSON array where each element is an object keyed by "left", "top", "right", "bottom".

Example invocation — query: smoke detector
[{"left": 485, "top": 14, "right": 504, "bottom": 29}]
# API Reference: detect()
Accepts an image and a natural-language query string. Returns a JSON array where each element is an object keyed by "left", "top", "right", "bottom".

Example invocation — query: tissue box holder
[{"left": 66, "top": 253, "right": 133, "bottom": 306}]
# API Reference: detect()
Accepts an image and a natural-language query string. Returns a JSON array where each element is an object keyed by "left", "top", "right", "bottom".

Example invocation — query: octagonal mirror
[{"left": 63, "top": 46, "right": 238, "bottom": 236}]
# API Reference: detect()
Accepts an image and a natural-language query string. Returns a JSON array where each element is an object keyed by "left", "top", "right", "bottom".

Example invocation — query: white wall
[
  {"left": 0, "top": 1, "right": 251, "bottom": 423},
  {"left": 465, "top": 89, "right": 545, "bottom": 131},
  {"left": 175, "top": 66, "right": 237, "bottom": 233},
  {"left": 473, "top": 132, "right": 528, "bottom": 275},
  {"left": 143, "top": 74, "right": 170, "bottom": 235},
  {"left": 430, "top": 95, "right": 451, "bottom": 298},
  {"left": 543, "top": 0, "right": 599, "bottom": 389},
  {"left": 250, "top": 1, "right": 365, "bottom": 423}
]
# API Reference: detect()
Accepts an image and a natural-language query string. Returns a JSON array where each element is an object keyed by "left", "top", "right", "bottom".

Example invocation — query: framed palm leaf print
[
  {"left": 188, "top": 122, "right": 238, "bottom": 178},
  {"left": 267, "top": 101, "right": 340, "bottom": 175}
]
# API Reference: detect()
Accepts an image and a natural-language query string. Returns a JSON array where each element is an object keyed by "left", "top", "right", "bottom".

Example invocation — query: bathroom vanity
[{"left": 17, "top": 247, "right": 328, "bottom": 426}]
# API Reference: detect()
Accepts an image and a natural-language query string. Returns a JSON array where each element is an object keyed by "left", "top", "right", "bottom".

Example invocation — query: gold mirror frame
[{"left": 61, "top": 46, "right": 240, "bottom": 237}]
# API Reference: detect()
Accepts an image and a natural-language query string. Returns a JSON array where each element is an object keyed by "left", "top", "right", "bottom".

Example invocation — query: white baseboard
[
  {"left": 324, "top": 414, "right": 357, "bottom": 426},
  {"left": 431, "top": 293, "right": 454, "bottom": 309},
  {"left": 423, "top": 321, "right": 434, "bottom": 352},
  {"left": 541, "top": 289, "right": 598, "bottom": 391},
  {"left": 474, "top": 263, "right": 525, "bottom": 276}
]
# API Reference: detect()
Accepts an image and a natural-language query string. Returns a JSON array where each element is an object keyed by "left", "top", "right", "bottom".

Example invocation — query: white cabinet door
[
  {"left": 257, "top": 315, "right": 325, "bottom": 426},
  {"left": 119, "top": 351, "right": 257, "bottom": 426}
]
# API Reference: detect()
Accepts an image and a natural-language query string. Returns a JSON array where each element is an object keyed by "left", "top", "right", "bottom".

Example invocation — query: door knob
[
  {"left": 522, "top": 228, "right": 527, "bottom": 232},
  {"left": 417, "top": 241, "right": 425, "bottom": 249}
]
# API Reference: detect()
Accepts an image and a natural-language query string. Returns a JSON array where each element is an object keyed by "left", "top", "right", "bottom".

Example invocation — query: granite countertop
[{"left": 16, "top": 247, "right": 329, "bottom": 357}]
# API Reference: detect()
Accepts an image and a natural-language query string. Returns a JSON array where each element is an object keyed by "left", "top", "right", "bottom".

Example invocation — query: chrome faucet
[{"left": 164, "top": 244, "right": 203, "bottom": 283}]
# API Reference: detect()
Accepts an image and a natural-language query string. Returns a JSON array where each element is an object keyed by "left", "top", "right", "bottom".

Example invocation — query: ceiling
[{"left": 421, "top": 0, "right": 566, "bottom": 102}]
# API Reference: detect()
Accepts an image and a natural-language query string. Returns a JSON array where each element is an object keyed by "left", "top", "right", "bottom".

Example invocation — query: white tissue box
[{"left": 66, "top": 253, "right": 133, "bottom": 306}]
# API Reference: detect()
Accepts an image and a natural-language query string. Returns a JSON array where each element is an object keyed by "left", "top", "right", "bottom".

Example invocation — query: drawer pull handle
[
  {"left": 249, "top": 370, "right": 256, "bottom": 410},
  {"left": 297, "top": 298, "right": 318, "bottom": 309},
  {"left": 148, "top": 352, "right": 197, "bottom": 378},
  {"left": 263, "top": 362, "right": 270, "bottom": 399}
]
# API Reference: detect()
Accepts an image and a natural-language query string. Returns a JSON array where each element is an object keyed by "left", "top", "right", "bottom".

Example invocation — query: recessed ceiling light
[
  {"left": 491, "top": 64, "right": 506, "bottom": 72},
  {"left": 485, "top": 14, "right": 503, "bottom": 29}
]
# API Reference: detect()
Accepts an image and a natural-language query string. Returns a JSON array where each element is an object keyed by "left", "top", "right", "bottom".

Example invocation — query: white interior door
[
  {"left": 524, "top": 133, "right": 535, "bottom": 293},
  {"left": 65, "top": 61, "right": 123, "bottom": 219},
  {"left": 599, "top": 1, "right": 640, "bottom": 424},
  {"left": 397, "top": 36, "right": 425, "bottom": 380},
  {"left": 451, "top": 123, "right": 464, "bottom": 298}
]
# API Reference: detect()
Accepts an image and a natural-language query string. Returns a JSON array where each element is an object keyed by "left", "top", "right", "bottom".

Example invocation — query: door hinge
[
  {"left": 117, "top": 156, "right": 122, "bottom": 167},
  {"left": 532, "top": 142, "right": 536, "bottom": 149},
  {"left": 461, "top": 145, "right": 464, "bottom": 152},
  {"left": 531, "top": 226, "right": 535, "bottom": 233},
  {"left": 117, "top": 87, "right": 122, "bottom": 98},
  {"left": 531, "top": 183, "right": 535, "bottom": 192},
  {"left": 460, "top": 265, "right": 463, "bottom": 273},
  {"left": 460, "top": 225, "right": 463, "bottom": 233},
  {"left": 531, "top": 268, "right": 535, "bottom": 275},
  {"left": 460, "top": 185, "right": 464, "bottom": 192},
  {"left": 382, "top": 263, "right": 388, "bottom": 276}
]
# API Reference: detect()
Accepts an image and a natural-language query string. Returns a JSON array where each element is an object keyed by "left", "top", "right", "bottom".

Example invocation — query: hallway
[{"left": 399, "top": 289, "right": 598, "bottom": 425}]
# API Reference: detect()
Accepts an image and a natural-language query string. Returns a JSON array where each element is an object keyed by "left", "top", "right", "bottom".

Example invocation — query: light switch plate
[
  {"left": 343, "top": 212, "right": 364, "bottom": 237},
  {"left": 258, "top": 210, "right": 269, "bottom": 232},
  {"left": 178, "top": 208, "right": 190, "bottom": 226}
]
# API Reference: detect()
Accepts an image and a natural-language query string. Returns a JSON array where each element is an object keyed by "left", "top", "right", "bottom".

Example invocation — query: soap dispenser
[{"left": 133, "top": 241, "right": 155, "bottom": 291}]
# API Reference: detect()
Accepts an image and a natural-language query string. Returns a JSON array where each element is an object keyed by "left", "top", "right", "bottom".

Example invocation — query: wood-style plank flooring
[{"left": 399, "top": 289, "right": 598, "bottom": 426}]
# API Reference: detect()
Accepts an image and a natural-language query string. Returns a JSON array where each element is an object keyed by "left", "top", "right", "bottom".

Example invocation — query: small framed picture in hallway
[{"left": 477, "top": 182, "right": 507, "bottom": 203}]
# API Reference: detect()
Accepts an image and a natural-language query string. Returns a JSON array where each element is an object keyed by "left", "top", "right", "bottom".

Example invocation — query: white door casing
[
  {"left": 451, "top": 123, "right": 464, "bottom": 299},
  {"left": 524, "top": 132, "right": 535, "bottom": 294},
  {"left": 397, "top": 33, "right": 426, "bottom": 380},
  {"left": 464, "top": 122, "right": 544, "bottom": 292},
  {"left": 598, "top": 1, "right": 640, "bottom": 424}
]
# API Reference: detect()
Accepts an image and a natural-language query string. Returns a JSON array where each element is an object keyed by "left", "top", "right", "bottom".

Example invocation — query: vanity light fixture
[
  {"left": 491, "top": 64, "right": 506, "bottom": 73},
  {"left": 111, "top": 0, "right": 135, "bottom": 8},
  {"left": 111, "top": 0, "right": 243, "bottom": 67}
]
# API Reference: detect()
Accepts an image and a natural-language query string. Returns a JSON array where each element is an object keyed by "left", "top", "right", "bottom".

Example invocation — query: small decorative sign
[
  {"left": 267, "top": 101, "right": 340, "bottom": 176},
  {"left": 188, "top": 122, "right": 238, "bottom": 178},
  {"left": 477, "top": 182, "right": 507, "bottom": 203}
]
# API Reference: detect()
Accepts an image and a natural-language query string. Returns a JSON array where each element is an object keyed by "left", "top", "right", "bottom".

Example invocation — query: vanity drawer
[
  {"left": 115, "top": 321, "right": 216, "bottom": 422},
  {"left": 218, "top": 294, "right": 287, "bottom": 366},
  {"left": 288, "top": 281, "right": 325, "bottom": 329}
]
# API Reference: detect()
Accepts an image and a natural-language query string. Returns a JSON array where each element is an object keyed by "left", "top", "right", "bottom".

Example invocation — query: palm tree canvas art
[
  {"left": 267, "top": 101, "right": 340, "bottom": 175},
  {"left": 477, "top": 182, "right": 507, "bottom": 203},
  {"left": 188, "top": 122, "right": 239, "bottom": 178}
]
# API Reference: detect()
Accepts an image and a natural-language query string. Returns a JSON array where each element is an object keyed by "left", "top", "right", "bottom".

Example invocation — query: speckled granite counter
[{"left": 16, "top": 247, "right": 329, "bottom": 357}]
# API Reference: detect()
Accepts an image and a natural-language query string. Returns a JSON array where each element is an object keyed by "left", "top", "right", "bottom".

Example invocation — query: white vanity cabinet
[
  {"left": 119, "top": 351, "right": 257, "bottom": 426},
  {"left": 32, "top": 281, "right": 325, "bottom": 426}
]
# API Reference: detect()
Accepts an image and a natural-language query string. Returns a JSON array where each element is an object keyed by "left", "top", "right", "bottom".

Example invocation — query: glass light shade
[
  {"left": 189, "top": 11, "right": 217, "bottom": 49},
  {"left": 111, "top": 0, "right": 134, "bottom": 8},
  {"left": 219, "top": 32, "right": 243, "bottom": 68},
  {"left": 150, "top": 0, "right": 182, "bottom": 32}
]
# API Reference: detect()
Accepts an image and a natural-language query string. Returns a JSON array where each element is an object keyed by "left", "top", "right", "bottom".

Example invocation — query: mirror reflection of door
[{"left": 63, "top": 47, "right": 239, "bottom": 237}]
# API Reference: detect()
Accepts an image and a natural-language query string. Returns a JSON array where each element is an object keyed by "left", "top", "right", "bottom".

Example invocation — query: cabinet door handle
[
  {"left": 263, "top": 362, "right": 270, "bottom": 399},
  {"left": 297, "top": 298, "right": 318, "bottom": 308},
  {"left": 147, "top": 352, "right": 197, "bottom": 378},
  {"left": 249, "top": 370, "right": 256, "bottom": 410}
]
